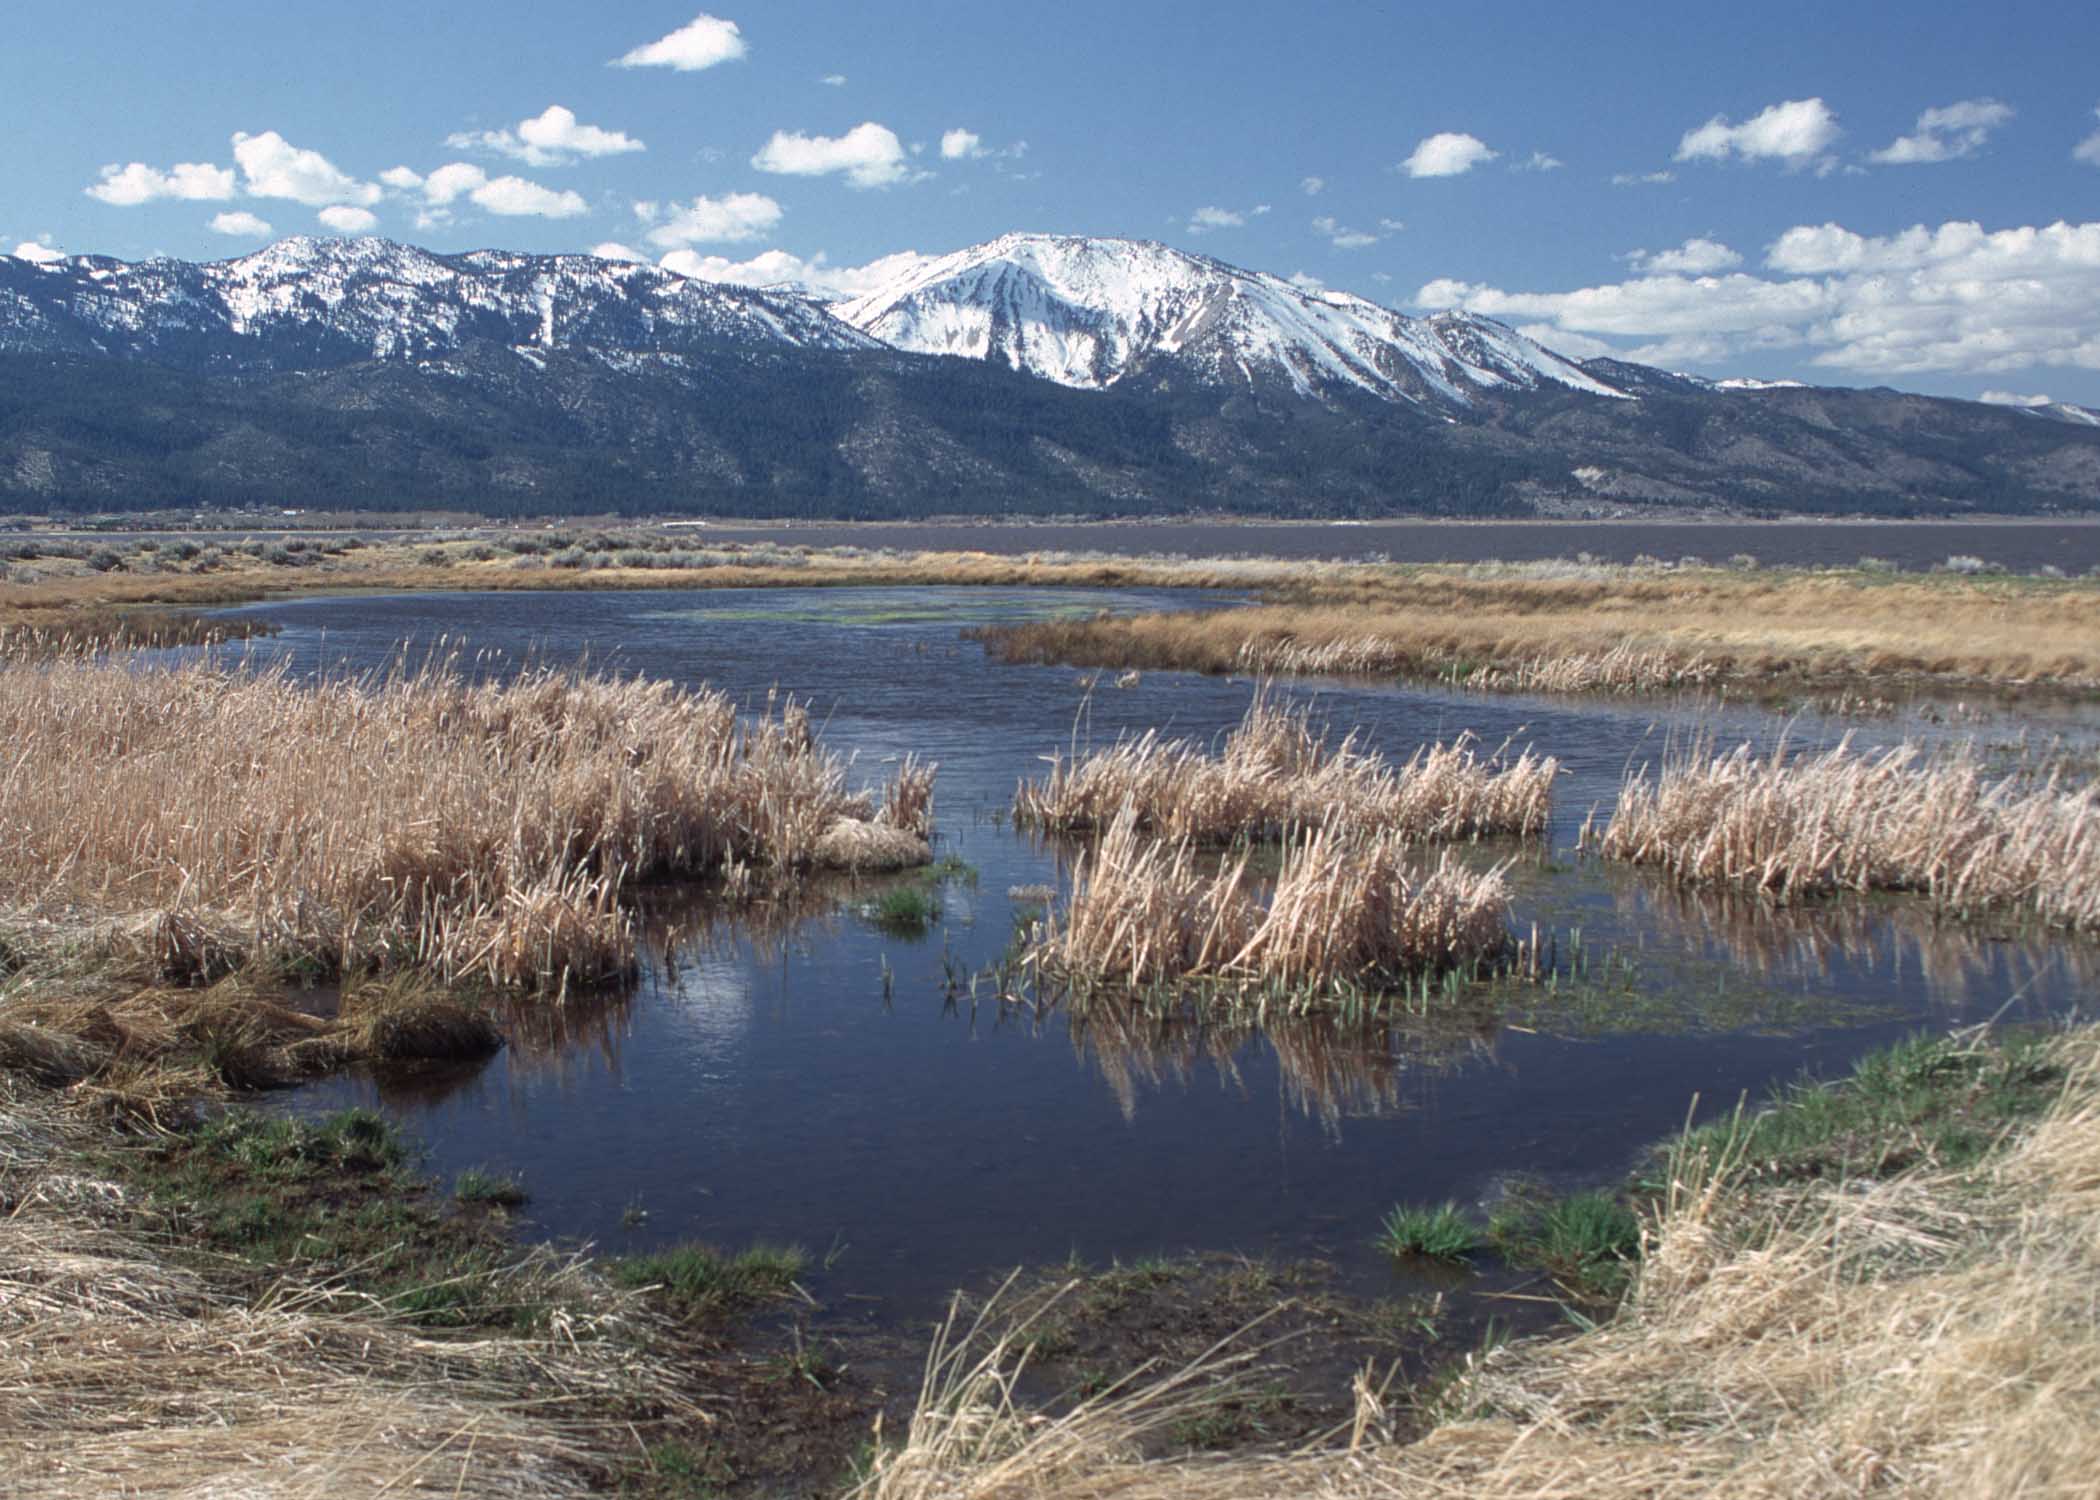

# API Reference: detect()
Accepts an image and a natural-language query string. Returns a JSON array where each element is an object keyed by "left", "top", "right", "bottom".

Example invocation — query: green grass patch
[
  {"left": 863, "top": 884, "right": 941, "bottom": 937},
  {"left": 1673, "top": 1028, "right": 2064, "bottom": 1186},
  {"left": 453, "top": 1166, "right": 529, "bottom": 1207},
  {"left": 612, "top": 1241, "right": 810, "bottom": 1315},
  {"left": 1375, "top": 1201, "right": 1479, "bottom": 1262}
]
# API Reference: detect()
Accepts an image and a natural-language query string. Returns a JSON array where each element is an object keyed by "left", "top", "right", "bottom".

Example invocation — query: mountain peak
[{"left": 830, "top": 232, "right": 1627, "bottom": 406}]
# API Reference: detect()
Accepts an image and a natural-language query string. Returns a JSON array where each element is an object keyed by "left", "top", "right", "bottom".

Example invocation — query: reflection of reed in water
[
  {"left": 1609, "top": 868, "right": 2100, "bottom": 1007},
  {"left": 1066, "top": 1000, "right": 1500, "bottom": 1134}
]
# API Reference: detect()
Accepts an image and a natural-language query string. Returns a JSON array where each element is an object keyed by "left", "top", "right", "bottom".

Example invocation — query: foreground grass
[{"left": 856, "top": 1022, "right": 2097, "bottom": 1498}]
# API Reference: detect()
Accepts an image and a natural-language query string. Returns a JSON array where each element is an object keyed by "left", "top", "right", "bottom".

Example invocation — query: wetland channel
[{"left": 174, "top": 583, "right": 2097, "bottom": 1327}]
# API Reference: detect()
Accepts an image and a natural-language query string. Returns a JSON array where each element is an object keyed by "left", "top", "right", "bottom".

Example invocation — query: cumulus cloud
[
  {"left": 1187, "top": 206, "right": 1245, "bottom": 233},
  {"left": 1870, "top": 98, "right": 2012, "bottom": 164},
  {"left": 471, "top": 177, "right": 588, "bottom": 217},
  {"left": 9, "top": 239, "right": 65, "bottom": 265},
  {"left": 940, "top": 129, "right": 985, "bottom": 160},
  {"left": 658, "top": 245, "right": 934, "bottom": 300},
  {"left": 86, "top": 160, "right": 235, "bottom": 206},
  {"left": 1287, "top": 271, "right": 1326, "bottom": 292},
  {"left": 1401, "top": 131, "right": 1497, "bottom": 177},
  {"left": 422, "top": 162, "right": 488, "bottom": 204},
  {"left": 317, "top": 204, "right": 378, "bottom": 233},
  {"left": 1312, "top": 214, "right": 1379, "bottom": 249},
  {"left": 1675, "top": 98, "right": 1840, "bottom": 164},
  {"left": 209, "top": 210, "right": 273, "bottom": 236},
  {"left": 1630, "top": 237, "right": 1742, "bottom": 274},
  {"left": 1416, "top": 216, "right": 2100, "bottom": 379},
  {"left": 2077, "top": 108, "right": 2100, "bottom": 166},
  {"left": 614, "top": 13, "right": 747, "bottom": 71},
  {"left": 1301, "top": 175, "right": 1326, "bottom": 195},
  {"left": 821, "top": 73, "right": 847, "bottom": 87},
  {"left": 752, "top": 122, "right": 911, "bottom": 188},
  {"left": 1514, "top": 151, "right": 1564, "bottom": 172},
  {"left": 448, "top": 105, "right": 644, "bottom": 167},
  {"left": 641, "top": 191, "right": 784, "bottom": 247},
  {"left": 1979, "top": 390, "right": 2054, "bottom": 406},
  {"left": 591, "top": 241, "right": 647, "bottom": 262},
  {"left": 233, "top": 131, "right": 380, "bottom": 207}
]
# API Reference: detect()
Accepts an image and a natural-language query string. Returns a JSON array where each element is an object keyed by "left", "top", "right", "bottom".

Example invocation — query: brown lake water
[{"left": 185, "top": 585, "right": 2097, "bottom": 1321}]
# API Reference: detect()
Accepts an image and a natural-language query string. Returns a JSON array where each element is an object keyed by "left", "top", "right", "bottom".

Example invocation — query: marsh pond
[{"left": 182, "top": 584, "right": 2096, "bottom": 1320}]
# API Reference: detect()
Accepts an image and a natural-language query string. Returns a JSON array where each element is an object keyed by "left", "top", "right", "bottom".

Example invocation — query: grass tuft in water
[
  {"left": 453, "top": 1167, "right": 529, "bottom": 1207},
  {"left": 613, "top": 1241, "right": 810, "bottom": 1314},
  {"left": 1375, "top": 1201, "right": 1479, "bottom": 1262}
]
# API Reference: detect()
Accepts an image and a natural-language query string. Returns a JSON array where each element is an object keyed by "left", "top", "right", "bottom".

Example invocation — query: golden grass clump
[
  {"left": 1030, "top": 808, "right": 1511, "bottom": 995},
  {"left": 1015, "top": 690, "right": 1556, "bottom": 844},
  {"left": 1595, "top": 735, "right": 2100, "bottom": 929},
  {"left": 0, "top": 650, "right": 935, "bottom": 993},
  {"left": 858, "top": 1025, "right": 2100, "bottom": 1500}
]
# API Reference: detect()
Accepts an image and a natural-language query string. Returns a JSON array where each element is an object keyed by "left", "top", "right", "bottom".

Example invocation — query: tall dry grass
[
  {"left": 1015, "top": 691, "right": 1556, "bottom": 843},
  {"left": 1594, "top": 736, "right": 2100, "bottom": 929},
  {"left": 1029, "top": 808, "right": 1511, "bottom": 995},
  {"left": 855, "top": 1025, "right": 2100, "bottom": 1500},
  {"left": 0, "top": 649, "right": 931, "bottom": 992}
]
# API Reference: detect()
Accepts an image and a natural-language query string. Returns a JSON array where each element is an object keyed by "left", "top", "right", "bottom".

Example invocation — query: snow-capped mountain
[
  {"left": 0, "top": 236, "right": 876, "bottom": 370},
  {"left": 828, "top": 232, "right": 1627, "bottom": 408}
]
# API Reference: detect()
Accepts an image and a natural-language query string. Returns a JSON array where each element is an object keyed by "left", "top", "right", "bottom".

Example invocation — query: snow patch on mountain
[{"left": 830, "top": 232, "right": 1628, "bottom": 407}]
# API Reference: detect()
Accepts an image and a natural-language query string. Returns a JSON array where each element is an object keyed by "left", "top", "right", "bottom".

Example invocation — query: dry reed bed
[
  {"left": 0, "top": 651, "right": 934, "bottom": 993},
  {"left": 854, "top": 1025, "right": 2100, "bottom": 1500},
  {"left": 974, "top": 568, "right": 2100, "bottom": 694},
  {"left": 1594, "top": 736, "right": 2100, "bottom": 929},
  {"left": 1014, "top": 692, "right": 1557, "bottom": 844},
  {"left": 1028, "top": 809, "right": 1512, "bottom": 997},
  {"left": 0, "top": 1077, "right": 681, "bottom": 1498}
]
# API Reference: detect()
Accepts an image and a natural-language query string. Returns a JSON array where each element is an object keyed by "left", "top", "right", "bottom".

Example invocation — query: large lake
[{"left": 187, "top": 585, "right": 2094, "bottom": 1320}]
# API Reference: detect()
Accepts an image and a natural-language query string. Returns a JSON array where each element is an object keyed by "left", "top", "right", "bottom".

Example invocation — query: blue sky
[{"left": 6, "top": 1, "right": 2100, "bottom": 402}]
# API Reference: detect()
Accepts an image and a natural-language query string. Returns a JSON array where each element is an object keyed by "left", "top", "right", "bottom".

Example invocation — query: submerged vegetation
[{"left": 1593, "top": 735, "right": 2100, "bottom": 930}]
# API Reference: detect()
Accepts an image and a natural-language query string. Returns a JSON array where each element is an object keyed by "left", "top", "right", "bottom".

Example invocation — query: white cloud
[
  {"left": 1675, "top": 98, "right": 1840, "bottom": 164},
  {"left": 1979, "top": 389, "right": 2054, "bottom": 406},
  {"left": 1417, "top": 216, "right": 2100, "bottom": 379},
  {"left": 448, "top": 105, "right": 644, "bottom": 167},
  {"left": 591, "top": 241, "right": 647, "bottom": 262},
  {"left": 821, "top": 73, "right": 847, "bottom": 87},
  {"left": 1378, "top": 217, "right": 1406, "bottom": 232},
  {"left": 659, "top": 245, "right": 934, "bottom": 300},
  {"left": 641, "top": 191, "right": 784, "bottom": 247},
  {"left": 1514, "top": 151, "right": 1564, "bottom": 172},
  {"left": 1401, "top": 132, "right": 1497, "bottom": 177},
  {"left": 1870, "top": 98, "right": 2012, "bottom": 164},
  {"left": 1300, "top": 175, "right": 1326, "bottom": 196},
  {"left": 233, "top": 131, "right": 380, "bottom": 207},
  {"left": 752, "top": 122, "right": 911, "bottom": 188},
  {"left": 379, "top": 166, "right": 425, "bottom": 191},
  {"left": 2076, "top": 108, "right": 2100, "bottom": 166},
  {"left": 940, "top": 129, "right": 985, "bottom": 160},
  {"left": 613, "top": 13, "right": 747, "bottom": 71},
  {"left": 209, "top": 210, "right": 273, "bottom": 236},
  {"left": 317, "top": 204, "right": 378, "bottom": 233},
  {"left": 1188, "top": 206, "right": 1245, "bottom": 233},
  {"left": 1312, "top": 214, "right": 1378, "bottom": 249},
  {"left": 471, "top": 176, "right": 588, "bottom": 218},
  {"left": 422, "top": 162, "right": 488, "bottom": 204},
  {"left": 1287, "top": 271, "right": 1326, "bottom": 292},
  {"left": 86, "top": 160, "right": 235, "bottom": 206},
  {"left": 10, "top": 239, "right": 65, "bottom": 265},
  {"left": 1630, "top": 236, "right": 1742, "bottom": 274},
  {"left": 1611, "top": 169, "right": 1675, "bottom": 186}
]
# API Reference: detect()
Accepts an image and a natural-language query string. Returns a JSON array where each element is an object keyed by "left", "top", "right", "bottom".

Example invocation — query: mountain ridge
[{"left": 4, "top": 233, "right": 2098, "bottom": 519}]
